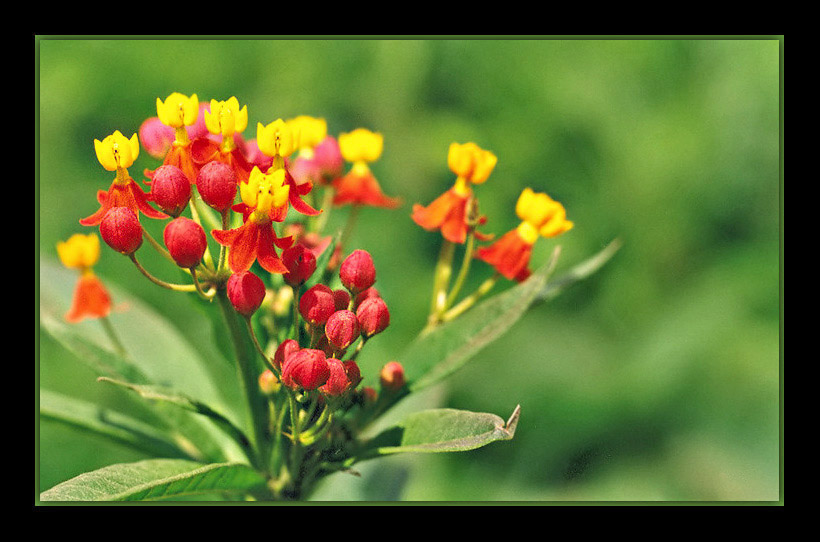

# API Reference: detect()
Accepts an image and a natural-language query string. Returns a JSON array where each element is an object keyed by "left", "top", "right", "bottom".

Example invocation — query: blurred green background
[{"left": 37, "top": 38, "right": 781, "bottom": 501}]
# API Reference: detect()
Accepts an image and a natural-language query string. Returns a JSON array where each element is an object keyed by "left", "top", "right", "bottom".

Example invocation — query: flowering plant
[{"left": 39, "top": 93, "right": 619, "bottom": 502}]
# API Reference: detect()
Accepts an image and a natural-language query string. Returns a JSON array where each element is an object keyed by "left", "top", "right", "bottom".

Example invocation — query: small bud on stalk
[
  {"left": 282, "top": 348, "right": 330, "bottom": 390},
  {"left": 379, "top": 361, "right": 405, "bottom": 391},
  {"left": 299, "top": 284, "right": 336, "bottom": 327},
  {"left": 356, "top": 296, "right": 390, "bottom": 337},
  {"left": 227, "top": 271, "right": 267, "bottom": 317},
  {"left": 325, "top": 310, "right": 360, "bottom": 351},
  {"left": 282, "top": 244, "right": 317, "bottom": 287},
  {"left": 100, "top": 207, "right": 143, "bottom": 255},
  {"left": 148, "top": 165, "right": 191, "bottom": 217},
  {"left": 259, "top": 369, "right": 281, "bottom": 395},
  {"left": 163, "top": 217, "right": 207, "bottom": 269},
  {"left": 320, "top": 358, "right": 351, "bottom": 396},
  {"left": 339, "top": 249, "right": 376, "bottom": 295},
  {"left": 196, "top": 160, "right": 237, "bottom": 213},
  {"left": 273, "top": 339, "right": 300, "bottom": 371}
]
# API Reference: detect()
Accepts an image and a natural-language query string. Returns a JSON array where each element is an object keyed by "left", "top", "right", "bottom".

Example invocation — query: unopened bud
[
  {"left": 325, "top": 310, "right": 360, "bottom": 351},
  {"left": 282, "top": 244, "right": 317, "bottom": 287},
  {"left": 100, "top": 207, "right": 143, "bottom": 255},
  {"left": 356, "top": 296, "right": 390, "bottom": 337},
  {"left": 227, "top": 271, "right": 266, "bottom": 317},
  {"left": 339, "top": 249, "right": 376, "bottom": 295},
  {"left": 299, "top": 284, "right": 336, "bottom": 326},
  {"left": 148, "top": 165, "right": 191, "bottom": 217},
  {"left": 379, "top": 361, "right": 405, "bottom": 391},
  {"left": 196, "top": 160, "right": 237, "bottom": 212},
  {"left": 273, "top": 338, "right": 300, "bottom": 371},
  {"left": 332, "top": 289, "right": 351, "bottom": 311},
  {"left": 353, "top": 286, "right": 380, "bottom": 309},
  {"left": 320, "top": 358, "right": 351, "bottom": 396},
  {"left": 163, "top": 217, "right": 207, "bottom": 269},
  {"left": 282, "top": 348, "right": 329, "bottom": 390},
  {"left": 343, "top": 360, "right": 362, "bottom": 389}
]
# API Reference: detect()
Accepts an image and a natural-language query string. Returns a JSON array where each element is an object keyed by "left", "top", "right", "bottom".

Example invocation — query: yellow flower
[
  {"left": 205, "top": 97, "right": 248, "bottom": 139},
  {"left": 57, "top": 233, "right": 100, "bottom": 271},
  {"left": 287, "top": 115, "right": 328, "bottom": 153},
  {"left": 156, "top": 92, "right": 199, "bottom": 128},
  {"left": 257, "top": 119, "right": 296, "bottom": 159},
  {"left": 339, "top": 128, "right": 383, "bottom": 164},
  {"left": 515, "top": 188, "right": 574, "bottom": 242},
  {"left": 94, "top": 130, "right": 140, "bottom": 171},
  {"left": 447, "top": 142, "right": 497, "bottom": 185},
  {"left": 241, "top": 167, "right": 291, "bottom": 217}
]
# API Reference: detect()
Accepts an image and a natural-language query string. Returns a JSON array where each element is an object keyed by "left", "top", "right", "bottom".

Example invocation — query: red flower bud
[
  {"left": 282, "top": 244, "right": 317, "bottom": 287},
  {"left": 339, "top": 249, "right": 376, "bottom": 294},
  {"left": 320, "top": 358, "right": 351, "bottom": 396},
  {"left": 148, "top": 165, "right": 191, "bottom": 217},
  {"left": 163, "top": 217, "right": 207, "bottom": 269},
  {"left": 379, "top": 361, "right": 405, "bottom": 391},
  {"left": 353, "top": 286, "right": 380, "bottom": 309},
  {"left": 332, "top": 289, "right": 351, "bottom": 311},
  {"left": 196, "top": 160, "right": 237, "bottom": 212},
  {"left": 258, "top": 369, "right": 280, "bottom": 395},
  {"left": 226, "top": 271, "right": 266, "bottom": 317},
  {"left": 356, "top": 296, "right": 390, "bottom": 337},
  {"left": 361, "top": 386, "right": 378, "bottom": 405},
  {"left": 324, "top": 310, "right": 360, "bottom": 351},
  {"left": 273, "top": 338, "right": 300, "bottom": 371},
  {"left": 343, "top": 360, "right": 362, "bottom": 389},
  {"left": 299, "top": 284, "right": 336, "bottom": 326},
  {"left": 100, "top": 207, "right": 143, "bottom": 255},
  {"left": 282, "top": 348, "right": 330, "bottom": 390}
]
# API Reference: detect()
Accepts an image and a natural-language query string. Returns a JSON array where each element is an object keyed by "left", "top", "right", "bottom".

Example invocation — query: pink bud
[
  {"left": 139, "top": 117, "right": 175, "bottom": 159},
  {"left": 100, "top": 207, "right": 143, "bottom": 255},
  {"left": 379, "top": 361, "right": 405, "bottom": 391},
  {"left": 227, "top": 271, "right": 266, "bottom": 317},
  {"left": 282, "top": 244, "right": 317, "bottom": 287},
  {"left": 282, "top": 348, "right": 330, "bottom": 390},
  {"left": 149, "top": 165, "right": 191, "bottom": 217},
  {"left": 353, "top": 286, "right": 380, "bottom": 309},
  {"left": 339, "top": 249, "right": 376, "bottom": 295},
  {"left": 196, "top": 161, "right": 237, "bottom": 212},
  {"left": 299, "top": 284, "right": 336, "bottom": 326},
  {"left": 320, "top": 358, "right": 351, "bottom": 396},
  {"left": 332, "top": 289, "right": 351, "bottom": 311},
  {"left": 325, "top": 310, "right": 360, "bottom": 351},
  {"left": 356, "top": 296, "right": 390, "bottom": 337},
  {"left": 163, "top": 217, "right": 207, "bottom": 269},
  {"left": 313, "top": 136, "right": 344, "bottom": 183}
]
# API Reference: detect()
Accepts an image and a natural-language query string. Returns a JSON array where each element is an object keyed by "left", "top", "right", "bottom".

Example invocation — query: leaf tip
[{"left": 504, "top": 404, "right": 521, "bottom": 437}]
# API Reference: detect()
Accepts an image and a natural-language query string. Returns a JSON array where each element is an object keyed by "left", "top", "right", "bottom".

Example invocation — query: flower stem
[
  {"left": 128, "top": 254, "right": 197, "bottom": 292},
  {"left": 429, "top": 239, "right": 455, "bottom": 321},
  {"left": 445, "top": 232, "right": 475, "bottom": 310},
  {"left": 99, "top": 315, "right": 128, "bottom": 358},
  {"left": 441, "top": 272, "right": 500, "bottom": 322},
  {"left": 338, "top": 204, "right": 360, "bottom": 251}
]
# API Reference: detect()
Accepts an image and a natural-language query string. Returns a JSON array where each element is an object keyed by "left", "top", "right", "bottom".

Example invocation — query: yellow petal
[
  {"left": 94, "top": 138, "right": 117, "bottom": 171},
  {"left": 183, "top": 93, "right": 199, "bottom": 125},
  {"left": 235, "top": 105, "right": 248, "bottom": 133},
  {"left": 57, "top": 233, "right": 100, "bottom": 269},
  {"left": 339, "top": 128, "right": 383, "bottom": 163},
  {"left": 241, "top": 167, "right": 264, "bottom": 207}
]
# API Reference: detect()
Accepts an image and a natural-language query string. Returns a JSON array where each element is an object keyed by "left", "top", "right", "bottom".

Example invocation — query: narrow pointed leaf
[
  {"left": 361, "top": 405, "right": 521, "bottom": 457},
  {"left": 534, "top": 238, "right": 622, "bottom": 305},
  {"left": 39, "top": 459, "right": 266, "bottom": 502},
  {"left": 39, "top": 389, "right": 194, "bottom": 460}
]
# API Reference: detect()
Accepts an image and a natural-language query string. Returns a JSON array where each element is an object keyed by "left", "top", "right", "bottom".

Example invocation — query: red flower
[
  {"left": 411, "top": 185, "right": 472, "bottom": 244},
  {"left": 474, "top": 229, "right": 534, "bottom": 282},
  {"left": 332, "top": 168, "right": 400, "bottom": 208},
  {"left": 212, "top": 219, "right": 293, "bottom": 274},
  {"left": 80, "top": 176, "right": 167, "bottom": 226}
]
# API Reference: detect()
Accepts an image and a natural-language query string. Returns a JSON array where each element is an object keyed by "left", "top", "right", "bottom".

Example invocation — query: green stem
[
  {"left": 338, "top": 204, "right": 360, "bottom": 251},
  {"left": 216, "top": 289, "right": 270, "bottom": 473},
  {"left": 429, "top": 240, "right": 455, "bottom": 320},
  {"left": 128, "top": 254, "right": 197, "bottom": 292},
  {"left": 244, "top": 317, "right": 280, "bottom": 378},
  {"left": 445, "top": 232, "right": 475, "bottom": 309},
  {"left": 442, "top": 272, "right": 500, "bottom": 322},
  {"left": 190, "top": 268, "right": 217, "bottom": 301},
  {"left": 291, "top": 285, "right": 302, "bottom": 344},
  {"left": 313, "top": 186, "right": 335, "bottom": 234},
  {"left": 99, "top": 315, "right": 128, "bottom": 358}
]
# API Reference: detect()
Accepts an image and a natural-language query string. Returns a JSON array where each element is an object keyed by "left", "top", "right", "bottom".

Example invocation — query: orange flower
[
  {"left": 332, "top": 128, "right": 400, "bottom": 208},
  {"left": 412, "top": 142, "right": 496, "bottom": 243},
  {"left": 57, "top": 233, "right": 112, "bottom": 323},
  {"left": 476, "top": 188, "right": 574, "bottom": 282}
]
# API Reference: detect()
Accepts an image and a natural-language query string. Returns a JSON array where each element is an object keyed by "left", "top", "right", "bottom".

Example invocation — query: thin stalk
[
  {"left": 338, "top": 204, "right": 360, "bottom": 251},
  {"left": 190, "top": 268, "right": 217, "bottom": 301},
  {"left": 445, "top": 231, "right": 475, "bottom": 309},
  {"left": 441, "top": 272, "right": 500, "bottom": 322},
  {"left": 99, "top": 315, "right": 128, "bottom": 358},
  {"left": 128, "top": 254, "right": 197, "bottom": 292},
  {"left": 244, "top": 316, "right": 280, "bottom": 378},
  {"left": 312, "top": 186, "right": 335, "bottom": 234},
  {"left": 291, "top": 285, "right": 302, "bottom": 344},
  {"left": 429, "top": 240, "right": 455, "bottom": 320}
]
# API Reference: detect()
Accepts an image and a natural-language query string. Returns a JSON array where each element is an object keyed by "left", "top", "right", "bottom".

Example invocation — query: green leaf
[
  {"left": 401, "top": 248, "right": 562, "bottom": 392},
  {"left": 38, "top": 459, "right": 266, "bottom": 502},
  {"left": 39, "top": 389, "right": 194, "bottom": 460},
  {"left": 96, "top": 377, "right": 258, "bottom": 468},
  {"left": 362, "top": 405, "right": 521, "bottom": 456},
  {"left": 534, "top": 238, "right": 622, "bottom": 305},
  {"left": 304, "top": 236, "right": 338, "bottom": 290}
]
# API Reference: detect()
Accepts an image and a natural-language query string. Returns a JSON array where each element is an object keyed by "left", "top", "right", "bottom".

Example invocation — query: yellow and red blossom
[
  {"left": 57, "top": 233, "right": 112, "bottom": 323},
  {"left": 333, "top": 128, "right": 400, "bottom": 208},
  {"left": 476, "top": 188, "right": 574, "bottom": 282},
  {"left": 191, "top": 97, "right": 255, "bottom": 183},
  {"left": 81, "top": 131, "right": 167, "bottom": 226},
  {"left": 212, "top": 168, "right": 293, "bottom": 274},
  {"left": 412, "top": 142, "right": 497, "bottom": 243}
]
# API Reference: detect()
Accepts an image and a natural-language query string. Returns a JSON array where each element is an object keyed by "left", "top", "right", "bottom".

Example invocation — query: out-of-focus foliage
[{"left": 37, "top": 38, "right": 781, "bottom": 501}]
